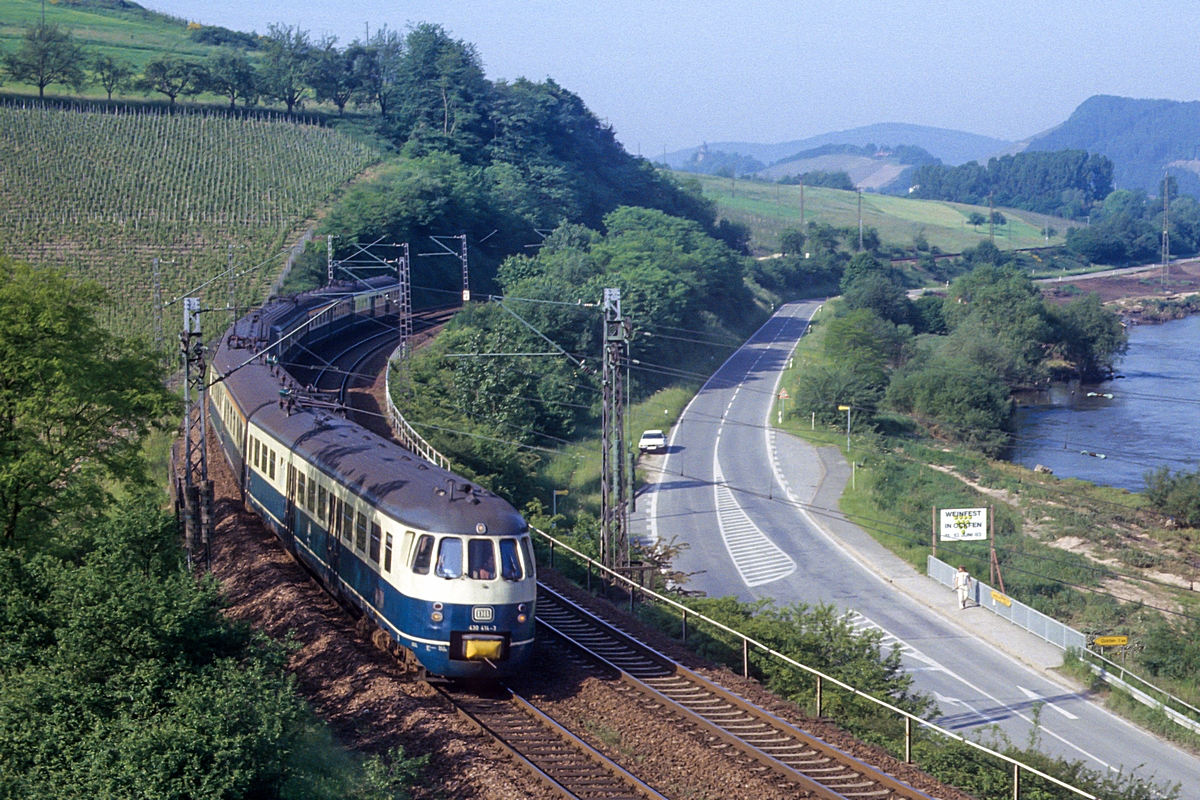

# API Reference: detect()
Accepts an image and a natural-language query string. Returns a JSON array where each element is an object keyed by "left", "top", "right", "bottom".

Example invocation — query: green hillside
[
  {"left": 685, "top": 172, "right": 1074, "bottom": 255},
  {"left": 1026, "top": 94, "right": 1200, "bottom": 197},
  {"left": 0, "top": 0, "right": 210, "bottom": 88},
  {"left": 0, "top": 103, "right": 377, "bottom": 338}
]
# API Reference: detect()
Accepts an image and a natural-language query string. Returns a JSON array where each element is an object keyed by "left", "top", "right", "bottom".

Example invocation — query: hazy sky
[{"left": 143, "top": 0, "right": 1200, "bottom": 155}]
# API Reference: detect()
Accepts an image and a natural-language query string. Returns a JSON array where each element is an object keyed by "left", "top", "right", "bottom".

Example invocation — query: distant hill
[
  {"left": 1024, "top": 95, "right": 1200, "bottom": 196},
  {"left": 664, "top": 123, "right": 1011, "bottom": 170}
]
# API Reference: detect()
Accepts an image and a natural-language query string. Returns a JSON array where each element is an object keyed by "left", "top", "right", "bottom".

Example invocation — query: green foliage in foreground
[
  {"left": 0, "top": 498, "right": 428, "bottom": 799},
  {"left": 0, "top": 257, "right": 172, "bottom": 544}
]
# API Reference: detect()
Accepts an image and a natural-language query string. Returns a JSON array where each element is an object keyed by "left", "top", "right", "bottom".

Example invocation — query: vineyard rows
[{"left": 0, "top": 102, "right": 378, "bottom": 341}]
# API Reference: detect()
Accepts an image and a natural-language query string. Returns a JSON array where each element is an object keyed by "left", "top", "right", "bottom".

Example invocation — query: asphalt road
[{"left": 632, "top": 300, "right": 1200, "bottom": 792}]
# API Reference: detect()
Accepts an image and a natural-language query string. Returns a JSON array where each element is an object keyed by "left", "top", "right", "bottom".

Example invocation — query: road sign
[
  {"left": 990, "top": 590, "right": 1012, "bottom": 607},
  {"left": 1094, "top": 636, "right": 1129, "bottom": 647},
  {"left": 939, "top": 507, "right": 988, "bottom": 541},
  {"left": 837, "top": 405, "right": 850, "bottom": 411},
  {"left": 779, "top": 390, "right": 790, "bottom": 399}
]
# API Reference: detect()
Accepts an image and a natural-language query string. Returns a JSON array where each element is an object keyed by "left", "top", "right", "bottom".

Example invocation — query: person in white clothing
[{"left": 954, "top": 565, "right": 972, "bottom": 609}]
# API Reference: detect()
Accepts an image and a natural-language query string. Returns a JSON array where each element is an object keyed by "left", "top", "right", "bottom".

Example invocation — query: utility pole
[
  {"left": 600, "top": 288, "right": 631, "bottom": 571},
  {"left": 419, "top": 234, "right": 469, "bottom": 303},
  {"left": 1162, "top": 175, "right": 1171, "bottom": 289},
  {"left": 854, "top": 187, "right": 864, "bottom": 251},
  {"left": 397, "top": 242, "right": 412, "bottom": 359},
  {"left": 800, "top": 178, "right": 806, "bottom": 232},
  {"left": 988, "top": 192, "right": 995, "bottom": 244},
  {"left": 180, "top": 298, "right": 213, "bottom": 571},
  {"left": 326, "top": 234, "right": 335, "bottom": 285},
  {"left": 460, "top": 234, "right": 470, "bottom": 303}
]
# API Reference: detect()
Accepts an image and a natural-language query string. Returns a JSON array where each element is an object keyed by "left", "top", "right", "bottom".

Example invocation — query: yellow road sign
[
  {"left": 1094, "top": 636, "right": 1129, "bottom": 647},
  {"left": 990, "top": 590, "right": 1012, "bottom": 607},
  {"left": 837, "top": 405, "right": 851, "bottom": 411}
]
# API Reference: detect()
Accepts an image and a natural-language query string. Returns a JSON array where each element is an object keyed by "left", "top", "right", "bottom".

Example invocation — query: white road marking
[
  {"left": 1018, "top": 685, "right": 1080, "bottom": 720},
  {"left": 713, "top": 458, "right": 795, "bottom": 587}
]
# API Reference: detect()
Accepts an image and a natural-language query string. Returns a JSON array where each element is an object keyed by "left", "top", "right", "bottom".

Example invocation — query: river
[{"left": 1011, "top": 313, "right": 1200, "bottom": 491}]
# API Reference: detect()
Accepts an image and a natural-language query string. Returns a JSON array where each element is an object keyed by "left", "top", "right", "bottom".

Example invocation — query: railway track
[
  {"left": 435, "top": 682, "right": 670, "bottom": 800},
  {"left": 535, "top": 584, "right": 935, "bottom": 800}
]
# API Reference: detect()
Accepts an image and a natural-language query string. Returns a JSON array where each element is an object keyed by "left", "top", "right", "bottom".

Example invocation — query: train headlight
[
  {"left": 431, "top": 611, "right": 444, "bottom": 622},
  {"left": 517, "top": 613, "right": 527, "bottom": 624}
]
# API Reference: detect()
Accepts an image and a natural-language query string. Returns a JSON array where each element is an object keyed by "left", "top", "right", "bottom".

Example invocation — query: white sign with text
[{"left": 940, "top": 507, "right": 988, "bottom": 541}]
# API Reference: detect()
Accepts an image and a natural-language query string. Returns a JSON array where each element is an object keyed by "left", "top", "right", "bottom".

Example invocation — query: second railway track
[
  {"left": 435, "top": 682, "right": 670, "bottom": 800},
  {"left": 535, "top": 584, "right": 936, "bottom": 800}
]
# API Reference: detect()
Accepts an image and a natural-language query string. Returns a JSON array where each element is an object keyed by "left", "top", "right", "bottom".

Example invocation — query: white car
[{"left": 638, "top": 429, "right": 667, "bottom": 454}]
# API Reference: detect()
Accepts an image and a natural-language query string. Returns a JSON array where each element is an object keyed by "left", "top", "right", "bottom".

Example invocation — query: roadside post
[
  {"left": 778, "top": 389, "right": 789, "bottom": 424},
  {"left": 838, "top": 404, "right": 851, "bottom": 451}
]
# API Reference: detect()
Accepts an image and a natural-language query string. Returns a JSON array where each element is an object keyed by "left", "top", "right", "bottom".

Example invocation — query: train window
[
  {"left": 412, "top": 535, "right": 434, "bottom": 575},
  {"left": 520, "top": 536, "right": 536, "bottom": 580},
  {"left": 252, "top": 438, "right": 259, "bottom": 470},
  {"left": 369, "top": 521, "right": 381, "bottom": 563},
  {"left": 296, "top": 473, "right": 305, "bottom": 508},
  {"left": 468, "top": 539, "right": 496, "bottom": 581},
  {"left": 435, "top": 537, "right": 463, "bottom": 579},
  {"left": 269, "top": 450, "right": 276, "bottom": 480},
  {"left": 306, "top": 477, "right": 316, "bottom": 512},
  {"left": 355, "top": 512, "right": 367, "bottom": 552},
  {"left": 384, "top": 533, "right": 394, "bottom": 572},
  {"left": 401, "top": 531, "right": 415, "bottom": 565},
  {"left": 341, "top": 501, "right": 353, "bottom": 543},
  {"left": 317, "top": 486, "right": 327, "bottom": 522},
  {"left": 499, "top": 538, "right": 522, "bottom": 581}
]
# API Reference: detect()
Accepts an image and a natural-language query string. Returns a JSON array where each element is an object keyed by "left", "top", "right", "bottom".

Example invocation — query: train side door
[
  {"left": 283, "top": 462, "right": 297, "bottom": 552},
  {"left": 326, "top": 496, "right": 342, "bottom": 593}
]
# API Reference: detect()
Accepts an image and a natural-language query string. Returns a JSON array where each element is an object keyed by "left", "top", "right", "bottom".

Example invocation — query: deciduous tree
[
  {"left": 90, "top": 54, "right": 132, "bottom": 100},
  {"left": 0, "top": 257, "right": 170, "bottom": 544},
  {"left": 204, "top": 48, "right": 257, "bottom": 109},
  {"left": 136, "top": 54, "right": 206, "bottom": 104},
  {"left": 308, "top": 36, "right": 357, "bottom": 113},
  {"left": 259, "top": 23, "right": 312, "bottom": 113},
  {"left": 2, "top": 21, "right": 86, "bottom": 98}
]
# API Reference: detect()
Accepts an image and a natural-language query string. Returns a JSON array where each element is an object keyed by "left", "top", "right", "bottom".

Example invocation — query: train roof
[{"left": 210, "top": 284, "right": 528, "bottom": 537}]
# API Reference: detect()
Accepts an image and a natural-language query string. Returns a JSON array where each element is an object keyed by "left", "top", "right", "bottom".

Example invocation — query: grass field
[
  {"left": 0, "top": 0, "right": 208, "bottom": 86},
  {"left": 683, "top": 172, "right": 1077, "bottom": 255},
  {"left": 0, "top": 102, "right": 378, "bottom": 340}
]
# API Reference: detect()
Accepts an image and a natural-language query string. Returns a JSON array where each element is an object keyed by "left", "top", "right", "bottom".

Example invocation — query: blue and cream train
[{"left": 208, "top": 279, "right": 536, "bottom": 679}]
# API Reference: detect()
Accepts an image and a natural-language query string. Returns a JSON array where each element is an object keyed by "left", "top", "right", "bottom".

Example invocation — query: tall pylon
[
  {"left": 180, "top": 298, "right": 213, "bottom": 571},
  {"left": 1162, "top": 175, "right": 1171, "bottom": 289},
  {"left": 398, "top": 242, "right": 413, "bottom": 359},
  {"left": 600, "top": 288, "right": 631, "bottom": 570}
]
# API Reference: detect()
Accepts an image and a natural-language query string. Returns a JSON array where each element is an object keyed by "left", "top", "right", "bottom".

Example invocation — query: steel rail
[{"left": 434, "top": 683, "right": 671, "bottom": 800}]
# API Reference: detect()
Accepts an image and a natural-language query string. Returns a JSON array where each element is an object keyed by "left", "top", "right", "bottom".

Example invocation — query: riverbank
[{"left": 1040, "top": 258, "right": 1200, "bottom": 321}]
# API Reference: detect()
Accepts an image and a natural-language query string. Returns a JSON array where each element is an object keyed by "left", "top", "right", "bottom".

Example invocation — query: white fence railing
[
  {"left": 928, "top": 555, "right": 1200, "bottom": 735},
  {"left": 383, "top": 344, "right": 452, "bottom": 471}
]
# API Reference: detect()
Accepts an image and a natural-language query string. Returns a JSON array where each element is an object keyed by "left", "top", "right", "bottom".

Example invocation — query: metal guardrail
[
  {"left": 928, "top": 556, "right": 1086, "bottom": 651},
  {"left": 928, "top": 555, "right": 1200, "bottom": 735},
  {"left": 534, "top": 528, "right": 1095, "bottom": 799},
  {"left": 383, "top": 343, "right": 452, "bottom": 471}
]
